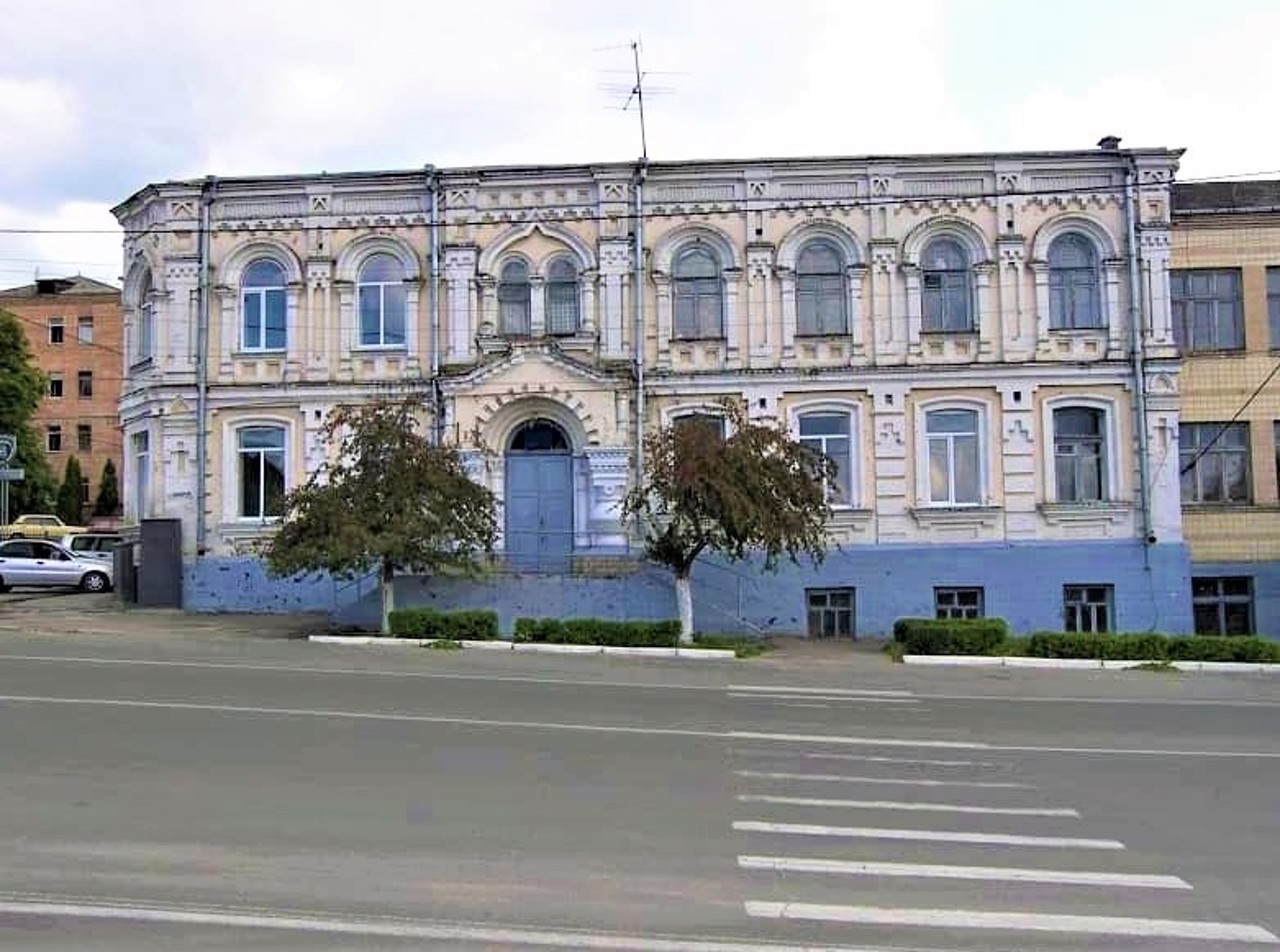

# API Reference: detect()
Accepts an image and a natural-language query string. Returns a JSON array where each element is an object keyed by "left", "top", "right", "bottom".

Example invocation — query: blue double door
[{"left": 505, "top": 452, "right": 574, "bottom": 572}]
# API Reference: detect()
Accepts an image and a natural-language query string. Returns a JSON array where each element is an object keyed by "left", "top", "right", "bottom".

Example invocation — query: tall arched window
[
  {"left": 1048, "top": 233, "right": 1102, "bottom": 329},
  {"left": 241, "top": 259, "right": 287, "bottom": 351},
  {"left": 545, "top": 257, "right": 579, "bottom": 336},
  {"left": 922, "top": 238, "right": 973, "bottom": 332},
  {"left": 358, "top": 253, "right": 406, "bottom": 347},
  {"left": 134, "top": 270, "right": 155, "bottom": 362},
  {"left": 796, "top": 240, "right": 847, "bottom": 336},
  {"left": 498, "top": 259, "right": 532, "bottom": 337},
  {"left": 673, "top": 247, "right": 722, "bottom": 339}
]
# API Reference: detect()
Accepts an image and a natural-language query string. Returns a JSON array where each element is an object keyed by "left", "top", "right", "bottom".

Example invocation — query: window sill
[
  {"left": 918, "top": 329, "right": 978, "bottom": 337},
  {"left": 909, "top": 506, "right": 1001, "bottom": 530},
  {"left": 1047, "top": 326, "right": 1108, "bottom": 335},
  {"left": 794, "top": 331, "right": 851, "bottom": 340},
  {"left": 128, "top": 356, "right": 154, "bottom": 372},
  {"left": 1182, "top": 502, "right": 1256, "bottom": 510},
  {"left": 353, "top": 344, "right": 408, "bottom": 353},
  {"left": 1039, "top": 502, "right": 1131, "bottom": 526},
  {"left": 671, "top": 336, "right": 727, "bottom": 344},
  {"left": 234, "top": 349, "right": 288, "bottom": 358},
  {"left": 1179, "top": 348, "right": 1247, "bottom": 357}
]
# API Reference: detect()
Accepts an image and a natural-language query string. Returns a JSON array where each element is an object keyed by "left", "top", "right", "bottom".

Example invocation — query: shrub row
[
  {"left": 388, "top": 608, "right": 500, "bottom": 640},
  {"left": 513, "top": 617, "right": 682, "bottom": 647},
  {"left": 1025, "top": 632, "right": 1280, "bottom": 663},
  {"left": 892, "top": 617, "right": 1010, "bottom": 655}
]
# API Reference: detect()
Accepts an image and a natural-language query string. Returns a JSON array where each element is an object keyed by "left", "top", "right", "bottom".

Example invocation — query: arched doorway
[{"left": 505, "top": 419, "right": 573, "bottom": 571}]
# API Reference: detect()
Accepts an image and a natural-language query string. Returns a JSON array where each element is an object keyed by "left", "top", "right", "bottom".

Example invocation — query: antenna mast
[{"left": 628, "top": 39, "right": 648, "bottom": 161}]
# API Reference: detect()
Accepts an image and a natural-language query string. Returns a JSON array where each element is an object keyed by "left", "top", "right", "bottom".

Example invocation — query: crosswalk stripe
[
  {"left": 733, "top": 820, "right": 1125, "bottom": 849},
  {"left": 736, "top": 769, "right": 1030, "bottom": 789},
  {"left": 737, "top": 856, "right": 1191, "bottom": 889},
  {"left": 737, "top": 795, "right": 1078, "bottom": 817},
  {"left": 743, "top": 902, "right": 1278, "bottom": 943},
  {"left": 730, "top": 748, "right": 999, "bottom": 768}
]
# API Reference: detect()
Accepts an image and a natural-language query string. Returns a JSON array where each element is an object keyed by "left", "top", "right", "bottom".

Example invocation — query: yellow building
[{"left": 1172, "top": 182, "right": 1280, "bottom": 635}]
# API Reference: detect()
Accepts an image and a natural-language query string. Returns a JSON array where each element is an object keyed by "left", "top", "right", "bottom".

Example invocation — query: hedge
[
  {"left": 388, "top": 608, "right": 500, "bottom": 640},
  {"left": 512, "top": 617, "right": 682, "bottom": 647},
  {"left": 1022, "top": 632, "right": 1280, "bottom": 663},
  {"left": 892, "top": 617, "right": 1009, "bottom": 655}
]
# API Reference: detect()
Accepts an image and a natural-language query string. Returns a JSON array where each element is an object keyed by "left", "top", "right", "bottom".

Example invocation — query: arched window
[
  {"left": 135, "top": 270, "right": 154, "bottom": 361},
  {"left": 922, "top": 238, "right": 973, "bottom": 333},
  {"left": 498, "top": 259, "right": 532, "bottom": 337},
  {"left": 673, "top": 247, "right": 722, "bottom": 339},
  {"left": 1048, "top": 234, "right": 1102, "bottom": 329},
  {"left": 241, "top": 260, "right": 287, "bottom": 351},
  {"left": 545, "top": 257, "right": 579, "bottom": 336},
  {"left": 796, "top": 241, "right": 847, "bottom": 336},
  {"left": 1053, "top": 407, "right": 1106, "bottom": 502},
  {"left": 237, "top": 425, "right": 286, "bottom": 520},
  {"left": 358, "top": 253, "right": 406, "bottom": 347},
  {"left": 509, "top": 419, "right": 570, "bottom": 452}
]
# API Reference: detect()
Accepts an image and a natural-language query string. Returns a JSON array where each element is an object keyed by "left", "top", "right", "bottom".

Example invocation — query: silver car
[{"left": 0, "top": 539, "right": 114, "bottom": 593}]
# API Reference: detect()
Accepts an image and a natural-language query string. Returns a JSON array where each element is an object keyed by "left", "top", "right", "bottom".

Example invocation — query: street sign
[
  {"left": 0, "top": 468, "right": 24, "bottom": 481},
  {"left": 0, "top": 434, "right": 15, "bottom": 465}
]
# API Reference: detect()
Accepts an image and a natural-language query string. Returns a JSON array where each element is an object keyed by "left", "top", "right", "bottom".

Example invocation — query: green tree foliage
[
  {"left": 263, "top": 398, "right": 498, "bottom": 633},
  {"left": 94, "top": 459, "right": 121, "bottom": 517},
  {"left": 0, "top": 309, "right": 55, "bottom": 515},
  {"left": 55, "top": 455, "right": 85, "bottom": 525},
  {"left": 623, "top": 402, "right": 833, "bottom": 641}
]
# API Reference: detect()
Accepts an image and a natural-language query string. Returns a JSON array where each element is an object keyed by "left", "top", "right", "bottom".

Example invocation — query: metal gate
[{"left": 504, "top": 453, "right": 573, "bottom": 572}]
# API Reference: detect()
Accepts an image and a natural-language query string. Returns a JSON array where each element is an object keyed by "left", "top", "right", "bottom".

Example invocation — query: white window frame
[
  {"left": 356, "top": 253, "right": 408, "bottom": 349},
  {"left": 130, "top": 429, "right": 150, "bottom": 521},
  {"left": 1047, "top": 232, "right": 1103, "bottom": 330},
  {"left": 497, "top": 257, "right": 533, "bottom": 338},
  {"left": 790, "top": 401, "right": 861, "bottom": 509},
  {"left": 1041, "top": 396, "right": 1120, "bottom": 504},
  {"left": 544, "top": 255, "right": 580, "bottom": 337},
  {"left": 77, "top": 315, "right": 94, "bottom": 344},
  {"left": 48, "top": 317, "right": 65, "bottom": 345},
  {"left": 231, "top": 422, "right": 289, "bottom": 523},
  {"left": 915, "top": 399, "right": 989, "bottom": 507},
  {"left": 240, "top": 259, "right": 288, "bottom": 353}
]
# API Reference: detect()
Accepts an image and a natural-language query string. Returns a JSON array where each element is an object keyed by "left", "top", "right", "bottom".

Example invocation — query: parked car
[
  {"left": 0, "top": 539, "right": 113, "bottom": 593},
  {"left": 0, "top": 514, "right": 90, "bottom": 540},
  {"left": 61, "top": 532, "right": 126, "bottom": 563}
]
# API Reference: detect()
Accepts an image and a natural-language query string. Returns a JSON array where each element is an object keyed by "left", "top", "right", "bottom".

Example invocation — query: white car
[
  {"left": 61, "top": 532, "right": 125, "bottom": 563},
  {"left": 0, "top": 538, "right": 114, "bottom": 593}
]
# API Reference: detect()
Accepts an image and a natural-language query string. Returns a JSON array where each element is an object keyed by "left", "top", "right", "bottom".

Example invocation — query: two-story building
[
  {"left": 112, "top": 139, "right": 1192, "bottom": 635},
  {"left": 1172, "top": 181, "right": 1280, "bottom": 637}
]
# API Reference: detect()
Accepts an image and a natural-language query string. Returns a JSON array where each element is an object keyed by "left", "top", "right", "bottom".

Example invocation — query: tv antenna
[{"left": 596, "top": 39, "right": 679, "bottom": 161}]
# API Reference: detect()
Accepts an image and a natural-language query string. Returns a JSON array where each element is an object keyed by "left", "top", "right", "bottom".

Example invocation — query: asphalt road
[{"left": 1, "top": 619, "right": 1278, "bottom": 951}]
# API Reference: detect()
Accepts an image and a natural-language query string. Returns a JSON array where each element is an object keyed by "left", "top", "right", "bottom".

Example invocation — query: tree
[
  {"left": 263, "top": 398, "right": 498, "bottom": 633},
  {"left": 55, "top": 455, "right": 85, "bottom": 525},
  {"left": 94, "top": 459, "right": 121, "bottom": 517},
  {"left": 0, "top": 309, "right": 56, "bottom": 515},
  {"left": 623, "top": 403, "right": 833, "bottom": 642}
]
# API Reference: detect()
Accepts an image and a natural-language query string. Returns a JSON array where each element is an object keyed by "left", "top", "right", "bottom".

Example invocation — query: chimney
[{"left": 1097, "top": 135, "right": 1122, "bottom": 152}]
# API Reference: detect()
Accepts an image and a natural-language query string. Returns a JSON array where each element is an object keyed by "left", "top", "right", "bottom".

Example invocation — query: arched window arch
[
  {"left": 545, "top": 257, "right": 579, "bottom": 336},
  {"left": 922, "top": 238, "right": 973, "bottom": 333},
  {"left": 134, "top": 269, "right": 155, "bottom": 361},
  {"left": 498, "top": 259, "right": 532, "bottom": 337},
  {"left": 358, "top": 253, "right": 407, "bottom": 347},
  {"left": 796, "top": 240, "right": 847, "bottom": 336},
  {"left": 508, "top": 419, "right": 571, "bottom": 453},
  {"left": 241, "top": 259, "right": 287, "bottom": 351},
  {"left": 673, "top": 247, "right": 723, "bottom": 339},
  {"left": 1048, "top": 233, "right": 1102, "bottom": 330}
]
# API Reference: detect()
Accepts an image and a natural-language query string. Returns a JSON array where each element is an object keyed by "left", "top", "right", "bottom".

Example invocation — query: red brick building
[{"left": 0, "top": 276, "right": 123, "bottom": 519}]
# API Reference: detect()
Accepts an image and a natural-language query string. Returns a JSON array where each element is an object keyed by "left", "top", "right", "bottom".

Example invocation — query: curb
[
  {"left": 903, "top": 654, "right": 1280, "bottom": 673},
  {"left": 307, "top": 634, "right": 736, "bottom": 660}
]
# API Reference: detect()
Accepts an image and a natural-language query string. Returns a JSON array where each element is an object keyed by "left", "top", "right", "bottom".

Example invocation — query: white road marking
[
  {"left": 737, "top": 795, "right": 1078, "bottom": 817},
  {"left": 729, "top": 685, "right": 914, "bottom": 698},
  {"left": 743, "top": 902, "right": 1278, "bottom": 943},
  {"left": 733, "top": 821, "right": 1124, "bottom": 850},
  {"left": 736, "top": 769, "right": 1030, "bottom": 789},
  {"left": 0, "top": 898, "right": 917, "bottom": 951},
  {"left": 730, "top": 749, "right": 999, "bottom": 768},
  {"left": 728, "top": 692, "right": 918, "bottom": 704},
  {"left": 779, "top": 703, "right": 830, "bottom": 710},
  {"left": 737, "top": 856, "right": 1191, "bottom": 889}
]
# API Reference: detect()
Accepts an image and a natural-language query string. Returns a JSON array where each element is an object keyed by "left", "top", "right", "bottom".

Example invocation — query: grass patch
[
  {"left": 424, "top": 638, "right": 464, "bottom": 650},
  {"left": 691, "top": 633, "right": 774, "bottom": 658}
]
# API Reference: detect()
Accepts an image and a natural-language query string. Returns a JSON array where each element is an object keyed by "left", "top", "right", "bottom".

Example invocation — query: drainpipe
[
  {"left": 195, "top": 176, "right": 216, "bottom": 555},
  {"left": 426, "top": 166, "right": 442, "bottom": 444},
  {"left": 633, "top": 160, "right": 647, "bottom": 497},
  {"left": 1124, "top": 157, "right": 1154, "bottom": 556}
]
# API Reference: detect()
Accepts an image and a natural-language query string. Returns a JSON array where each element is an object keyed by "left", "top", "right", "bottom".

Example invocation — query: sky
[{"left": 1, "top": 0, "right": 1277, "bottom": 289}]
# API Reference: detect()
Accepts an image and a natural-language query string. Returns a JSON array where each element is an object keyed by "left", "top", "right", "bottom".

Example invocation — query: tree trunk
[
  {"left": 380, "top": 559, "right": 395, "bottom": 635},
  {"left": 675, "top": 572, "right": 694, "bottom": 644}
]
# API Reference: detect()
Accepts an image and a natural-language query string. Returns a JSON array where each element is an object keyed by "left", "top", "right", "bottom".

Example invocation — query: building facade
[
  {"left": 0, "top": 276, "right": 124, "bottom": 517},
  {"left": 112, "top": 142, "right": 1192, "bottom": 634},
  {"left": 1171, "top": 181, "right": 1280, "bottom": 637}
]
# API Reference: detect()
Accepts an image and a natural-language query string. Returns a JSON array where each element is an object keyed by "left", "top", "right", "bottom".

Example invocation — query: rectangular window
[
  {"left": 79, "top": 476, "right": 90, "bottom": 504},
  {"left": 1171, "top": 269, "right": 1243, "bottom": 352},
  {"left": 243, "top": 288, "right": 286, "bottom": 350},
  {"left": 77, "top": 424, "right": 92, "bottom": 452},
  {"left": 806, "top": 587, "right": 855, "bottom": 639},
  {"left": 1180, "top": 422, "right": 1251, "bottom": 504},
  {"left": 238, "top": 426, "right": 286, "bottom": 519},
  {"left": 926, "top": 408, "right": 981, "bottom": 504},
  {"left": 935, "top": 586, "right": 984, "bottom": 619},
  {"left": 1063, "top": 584, "right": 1112, "bottom": 633},
  {"left": 48, "top": 374, "right": 63, "bottom": 399},
  {"left": 798, "top": 411, "right": 853, "bottom": 504},
  {"left": 77, "top": 370, "right": 93, "bottom": 399},
  {"left": 48, "top": 318, "right": 65, "bottom": 344},
  {"left": 131, "top": 431, "right": 150, "bottom": 520},
  {"left": 77, "top": 316, "right": 94, "bottom": 344},
  {"left": 1054, "top": 407, "right": 1106, "bottom": 503},
  {"left": 1269, "top": 268, "right": 1280, "bottom": 348},
  {"left": 47, "top": 425, "right": 62, "bottom": 453},
  {"left": 1192, "top": 576, "right": 1253, "bottom": 636}
]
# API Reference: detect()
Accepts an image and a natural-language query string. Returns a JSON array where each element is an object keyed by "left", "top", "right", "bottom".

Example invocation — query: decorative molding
[
  {"left": 909, "top": 506, "right": 1002, "bottom": 531},
  {"left": 778, "top": 181, "right": 856, "bottom": 200},
  {"left": 1038, "top": 502, "right": 1132, "bottom": 529},
  {"left": 902, "top": 177, "right": 986, "bottom": 197},
  {"left": 217, "top": 199, "right": 308, "bottom": 220},
  {"left": 647, "top": 183, "right": 736, "bottom": 203}
]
